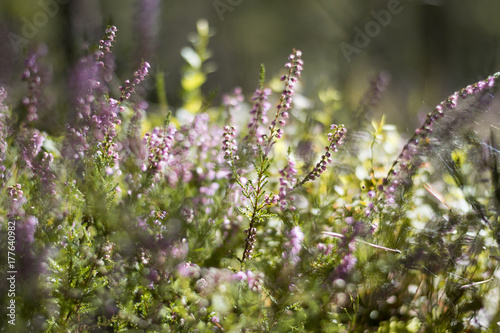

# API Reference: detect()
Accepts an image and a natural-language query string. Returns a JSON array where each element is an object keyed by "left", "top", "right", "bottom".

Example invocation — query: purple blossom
[
  {"left": 232, "top": 269, "right": 264, "bottom": 292},
  {"left": 331, "top": 219, "right": 366, "bottom": 279},
  {"left": 0, "top": 87, "right": 10, "bottom": 186},
  {"left": 354, "top": 72, "right": 390, "bottom": 126},
  {"left": 282, "top": 226, "right": 305, "bottom": 267},
  {"left": 211, "top": 315, "right": 220, "bottom": 324},
  {"left": 20, "top": 128, "right": 45, "bottom": 171},
  {"left": 21, "top": 47, "right": 48, "bottom": 124},
  {"left": 266, "top": 49, "right": 303, "bottom": 150},
  {"left": 317, "top": 242, "right": 334, "bottom": 256},
  {"left": 7, "top": 184, "right": 27, "bottom": 218},
  {"left": 222, "top": 86, "right": 244, "bottom": 111},
  {"left": 143, "top": 126, "right": 176, "bottom": 176},
  {"left": 18, "top": 216, "right": 38, "bottom": 244},
  {"left": 246, "top": 87, "right": 272, "bottom": 148},
  {"left": 222, "top": 125, "right": 238, "bottom": 163},
  {"left": 335, "top": 253, "right": 357, "bottom": 277},
  {"left": 171, "top": 238, "right": 189, "bottom": 259},
  {"left": 199, "top": 182, "right": 220, "bottom": 196},
  {"left": 177, "top": 262, "right": 201, "bottom": 278},
  {"left": 97, "top": 25, "right": 118, "bottom": 59},
  {"left": 64, "top": 53, "right": 111, "bottom": 161},
  {"left": 119, "top": 60, "right": 151, "bottom": 102},
  {"left": 277, "top": 160, "right": 298, "bottom": 210},
  {"left": 297, "top": 124, "right": 346, "bottom": 186}
]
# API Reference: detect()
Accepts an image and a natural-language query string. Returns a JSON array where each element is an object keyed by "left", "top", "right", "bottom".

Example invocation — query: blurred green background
[{"left": 0, "top": 0, "right": 499, "bottom": 135}]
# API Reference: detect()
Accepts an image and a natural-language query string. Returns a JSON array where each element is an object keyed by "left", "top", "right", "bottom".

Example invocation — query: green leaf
[{"left": 180, "top": 47, "right": 202, "bottom": 69}]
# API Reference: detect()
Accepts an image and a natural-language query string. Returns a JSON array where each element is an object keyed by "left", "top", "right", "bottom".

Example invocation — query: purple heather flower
[
  {"left": 171, "top": 238, "right": 189, "bottom": 259},
  {"left": 97, "top": 25, "right": 118, "bottom": 58},
  {"left": 143, "top": 126, "right": 176, "bottom": 175},
  {"left": 7, "top": 184, "right": 27, "bottom": 218},
  {"left": 232, "top": 270, "right": 264, "bottom": 292},
  {"left": 276, "top": 160, "right": 298, "bottom": 210},
  {"left": 37, "top": 152, "right": 56, "bottom": 195},
  {"left": 119, "top": 60, "right": 151, "bottom": 102},
  {"left": 20, "top": 128, "right": 45, "bottom": 171},
  {"left": 265, "top": 49, "right": 303, "bottom": 150},
  {"left": 222, "top": 125, "right": 238, "bottom": 163},
  {"left": 64, "top": 46, "right": 122, "bottom": 164},
  {"left": 282, "top": 226, "right": 305, "bottom": 267},
  {"left": 335, "top": 253, "right": 357, "bottom": 277},
  {"left": 246, "top": 87, "right": 272, "bottom": 148},
  {"left": 21, "top": 48, "right": 48, "bottom": 124},
  {"left": 297, "top": 124, "right": 346, "bottom": 186},
  {"left": 222, "top": 86, "right": 244, "bottom": 110},
  {"left": 200, "top": 182, "right": 220, "bottom": 196},
  {"left": 317, "top": 242, "right": 334, "bottom": 256}
]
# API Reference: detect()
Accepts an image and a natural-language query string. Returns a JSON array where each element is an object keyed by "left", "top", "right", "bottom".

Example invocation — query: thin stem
[{"left": 322, "top": 231, "right": 401, "bottom": 253}]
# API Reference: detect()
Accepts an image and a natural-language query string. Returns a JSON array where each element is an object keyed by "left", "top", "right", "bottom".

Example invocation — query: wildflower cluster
[
  {"left": 2, "top": 22, "right": 500, "bottom": 332},
  {"left": 143, "top": 126, "right": 176, "bottom": 175}
]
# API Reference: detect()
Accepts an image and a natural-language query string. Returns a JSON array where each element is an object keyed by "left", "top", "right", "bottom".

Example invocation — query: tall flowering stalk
[
  {"left": 21, "top": 48, "right": 47, "bottom": 124},
  {"left": 264, "top": 49, "right": 303, "bottom": 154},
  {"left": 65, "top": 25, "right": 150, "bottom": 175},
  {"left": 296, "top": 124, "right": 347, "bottom": 187},
  {"left": 64, "top": 27, "right": 117, "bottom": 161},
  {"left": 381, "top": 73, "right": 500, "bottom": 205},
  {"left": 223, "top": 50, "right": 303, "bottom": 263}
]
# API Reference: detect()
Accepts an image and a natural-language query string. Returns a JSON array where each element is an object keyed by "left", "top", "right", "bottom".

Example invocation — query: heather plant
[{"left": 1, "top": 21, "right": 500, "bottom": 333}]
